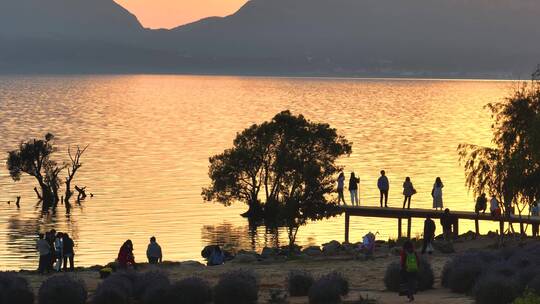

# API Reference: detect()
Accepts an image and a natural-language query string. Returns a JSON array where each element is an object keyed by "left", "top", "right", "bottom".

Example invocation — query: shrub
[
  {"left": 384, "top": 258, "right": 433, "bottom": 292},
  {"left": 287, "top": 270, "right": 314, "bottom": 297},
  {"left": 528, "top": 275, "right": 540, "bottom": 295},
  {"left": 308, "top": 276, "right": 342, "bottom": 304},
  {"left": 383, "top": 262, "right": 401, "bottom": 292},
  {"left": 445, "top": 258, "right": 484, "bottom": 293},
  {"left": 214, "top": 269, "right": 258, "bottom": 304},
  {"left": 165, "top": 277, "right": 212, "bottom": 304},
  {"left": 513, "top": 290, "right": 540, "bottom": 304},
  {"left": 134, "top": 271, "right": 170, "bottom": 301},
  {"left": 91, "top": 285, "right": 129, "bottom": 304},
  {"left": 473, "top": 274, "right": 521, "bottom": 304},
  {"left": 142, "top": 285, "right": 170, "bottom": 304},
  {"left": 417, "top": 258, "right": 434, "bottom": 290},
  {"left": 38, "top": 274, "right": 87, "bottom": 304},
  {"left": 320, "top": 272, "right": 349, "bottom": 296},
  {"left": 0, "top": 272, "right": 34, "bottom": 304}
]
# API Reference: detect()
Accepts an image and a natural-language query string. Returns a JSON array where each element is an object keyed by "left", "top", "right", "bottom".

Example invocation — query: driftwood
[
  {"left": 75, "top": 185, "right": 87, "bottom": 202},
  {"left": 15, "top": 196, "right": 20, "bottom": 208}
]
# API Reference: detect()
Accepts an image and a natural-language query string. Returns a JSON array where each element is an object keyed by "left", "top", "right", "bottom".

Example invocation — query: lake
[{"left": 0, "top": 75, "right": 514, "bottom": 270}]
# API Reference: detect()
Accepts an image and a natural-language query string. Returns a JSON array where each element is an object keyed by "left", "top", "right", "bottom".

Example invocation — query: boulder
[
  {"left": 322, "top": 240, "right": 342, "bottom": 255},
  {"left": 233, "top": 253, "right": 258, "bottom": 263},
  {"left": 261, "top": 247, "right": 280, "bottom": 258},
  {"left": 302, "top": 246, "right": 322, "bottom": 256}
]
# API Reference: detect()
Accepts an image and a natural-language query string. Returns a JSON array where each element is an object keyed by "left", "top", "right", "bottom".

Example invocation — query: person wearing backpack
[{"left": 400, "top": 240, "right": 419, "bottom": 302}]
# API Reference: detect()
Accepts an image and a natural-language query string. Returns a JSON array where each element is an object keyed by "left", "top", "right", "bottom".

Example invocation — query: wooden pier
[{"left": 341, "top": 205, "right": 540, "bottom": 243}]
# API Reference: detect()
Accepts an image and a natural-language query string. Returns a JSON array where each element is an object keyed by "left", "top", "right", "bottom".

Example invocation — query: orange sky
[{"left": 114, "top": 0, "right": 249, "bottom": 29}]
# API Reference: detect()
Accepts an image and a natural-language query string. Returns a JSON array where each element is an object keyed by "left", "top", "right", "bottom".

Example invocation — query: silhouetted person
[
  {"left": 118, "top": 240, "right": 136, "bottom": 270},
  {"left": 54, "top": 232, "right": 64, "bottom": 271},
  {"left": 46, "top": 229, "right": 56, "bottom": 272},
  {"left": 378, "top": 170, "right": 389, "bottom": 208},
  {"left": 402, "top": 177, "right": 416, "bottom": 209},
  {"left": 208, "top": 245, "right": 224, "bottom": 266},
  {"left": 490, "top": 195, "right": 500, "bottom": 217},
  {"left": 440, "top": 208, "right": 453, "bottom": 240},
  {"left": 36, "top": 233, "right": 51, "bottom": 275},
  {"left": 421, "top": 217, "right": 436, "bottom": 254},
  {"left": 349, "top": 172, "right": 360, "bottom": 206},
  {"left": 475, "top": 193, "right": 487, "bottom": 214},
  {"left": 62, "top": 233, "right": 75, "bottom": 271},
  {"left": 400, "top": 240, "right": 419, "bottom": 302},
  {"left": 337, "top": 172, "right": 346, "bottom": 205},
  {"left": 146, "top": 236, "right": 163, "bottom": 264},
  {"left": 432, "top": 177, "right": 444, "bottom": 210},
  {"left": 531, "top": 200, "right": 539, "bottom": 237}
]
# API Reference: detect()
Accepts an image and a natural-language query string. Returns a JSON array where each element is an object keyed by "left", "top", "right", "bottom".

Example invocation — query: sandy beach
[{"left": 17, "top": 233, "right": 523, "bottom": 303}]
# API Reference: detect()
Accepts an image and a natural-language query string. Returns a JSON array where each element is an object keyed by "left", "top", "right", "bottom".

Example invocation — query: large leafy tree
[
  {"left": 458, "top": 66, "right": 540, "bottom": 229},
  {"left": 203, "top": 111, "right": 352, "bottom": 246}
]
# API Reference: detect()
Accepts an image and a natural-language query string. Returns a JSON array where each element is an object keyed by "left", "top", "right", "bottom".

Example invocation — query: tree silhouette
[
  {"left": 458, "top": 65, "right": 540, "bottom": 233},
  {"left": 6, "top": 133, "right": 88, "bottom": 212},
  {"left": 203, "top": 110, "right": 352, "bottom": 247}
]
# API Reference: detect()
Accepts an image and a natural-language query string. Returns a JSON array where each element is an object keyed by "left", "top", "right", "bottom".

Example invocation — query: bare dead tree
[
  {"left": 64, "top": 145, "right": 88, "bottom": 208},
  {"left": 75, "top": 185, "right": 87, "bottom": 202}
]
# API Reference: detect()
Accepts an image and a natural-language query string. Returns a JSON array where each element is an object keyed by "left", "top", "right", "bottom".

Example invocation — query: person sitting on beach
[
  {"left": 118, "top": 240, "right": 136, "bottom": 270},
  {"left": 490, "top": 195, "right": 500, "bottom": 217},
  {"left": 432, "top": 177, "right": 444, "bottom": 210},
  {"left": 349, "top": 172, "right": 360, "bottom": 206},
  {"left": 421, "top": 217, "right": 436, "bottom": 254},
  {"left": 402, "top": 177, "right": 416, "bottom": 209},
  {"left": 475, "top": 193, "right": 487, "bottom": 214},
  {"left": 337, "top": 172, "right": 346, "bottom": 205},
  {"left": 54, "top": 232, "right": 64, "bottom": 272},
  {"left": 440, "top": 209, "right": 453, "bottom": 240},
  {"left": 378, "top": 170, "right": 389, "bottom": 208},
  {"left": 62, "top": 233, "right": 75, "bottom": 271},
  {"left": 208, "top": 246, "right": 225, "bottom": 266},
  {"left": 146, "top": 236, "right": 163, "bottom": 264},
  {"left": 400, "top": 241, "right": 419, "bottom": 302},
  {"left": 36, "top": 233, "right": 51, "bottom": 275}
]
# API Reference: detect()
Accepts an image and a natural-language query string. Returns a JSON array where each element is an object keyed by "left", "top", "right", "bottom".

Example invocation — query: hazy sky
[{"left": 114, "top": 0, "right": 248, "bottom": 29}]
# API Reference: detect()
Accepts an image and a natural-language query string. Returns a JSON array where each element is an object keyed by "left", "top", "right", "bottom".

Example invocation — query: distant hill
[
  {"left": 0, "top": 0, "right": 144, "bottom": 41},
  {"left": 1, "top": 0, "right": 539, "bottom": 77}
]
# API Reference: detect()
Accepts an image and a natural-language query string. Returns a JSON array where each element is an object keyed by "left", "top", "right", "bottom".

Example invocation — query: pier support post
[
  {"left": 345, "top": 213, "right": 350, "bottom": 243},
  {"left": 499, "top": 220, "right": 504, "bottom": 237},
  {"left": 475, "top": 218, "right": 479, "bottom": 237},
  {"left": 398, "top": 218, "right": 402, "bottom": 238},
  {"left": 407, "top": 217, "right": 412, "bottom": 239},
  {"left": 454, "top": 219, "right": 459, "bottom": 237}
]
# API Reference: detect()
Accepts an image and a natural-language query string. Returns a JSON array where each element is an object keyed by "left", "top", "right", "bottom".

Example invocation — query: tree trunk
[{"left": 40, "top": 182, "right": 54, "bottom": 211}]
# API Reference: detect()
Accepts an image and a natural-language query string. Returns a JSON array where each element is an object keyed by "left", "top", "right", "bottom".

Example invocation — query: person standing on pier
[
  {"left": 490, "top": 195, "right": 500, "bottom": 217},
  {"left": 432, "top": 177, "right": 444, "bottom": 210},
  {"left": 349, "top": 172, "right": 360, "bottom": 206},
  {"left": 475, "top": 193, "right": 488, "bottom": 214},
  {"left": 378, "top": 170, "right": 389, "bottom": 208},
  {"left": 337, "top": 172, "right": 346, "bottom": 205},
  {"left": 402, "top": 177, "right": 416, "bottom": 209}
]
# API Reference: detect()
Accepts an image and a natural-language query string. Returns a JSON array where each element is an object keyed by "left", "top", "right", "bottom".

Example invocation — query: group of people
[
  {"left": 116, "top": 237, "right": 163, "bottom": 270},
  {"left": 337, "top": 170, "right": 444, "bottom": 210},
  {"left": 36, "top": 234, "right": 163, "bottom": 273},
  {"left": 35, "top": 229, "right": 75, "bottom": 274}
]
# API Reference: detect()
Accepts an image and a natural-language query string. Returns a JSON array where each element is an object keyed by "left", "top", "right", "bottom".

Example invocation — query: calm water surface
[{"left": 0, "top": 75, "right": 514, "bottom": 270}]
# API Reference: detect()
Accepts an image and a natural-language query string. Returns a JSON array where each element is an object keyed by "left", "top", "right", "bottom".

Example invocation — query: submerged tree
[
  {"left": 6, "top": 133, "right": 88, "bottom": 212},
  {"left": 203, "top": 110, "right": 352, "bottom": 247},
  {"left": 458, "top": 66, "right": 540, "bottom": 232}
]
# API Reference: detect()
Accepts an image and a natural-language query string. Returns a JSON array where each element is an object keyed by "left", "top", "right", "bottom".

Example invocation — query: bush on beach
[
  {"left": 38, "top": 274, "right": 87, "bottom": 304},
  {"left": 0, "top": 272, "right": 34, "bottom": 304},
  {"left": 287, "top": 270, "right": 314, "bottom": 297},
  {"left": 133, "top": 271, "right": 170, "bottom": 301},
  {"left": 473, "top": 273, "right": 521, "bottom": 304},
  {"left": 308, "top": 273, "right": 350, "bottom": 304},
  {"left": 213, "top": 269, "right": 258, "bottom": 304},
  {"left": 164, "top": 277, "right": 212, "bottom": 304}
]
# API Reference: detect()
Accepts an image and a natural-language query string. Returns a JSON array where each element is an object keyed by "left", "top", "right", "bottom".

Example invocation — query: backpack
[{"left": 405, "top": 252, "right": 418, "bottom": 272}]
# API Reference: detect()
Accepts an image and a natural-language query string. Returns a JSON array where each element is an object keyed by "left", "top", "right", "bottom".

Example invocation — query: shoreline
[{"left": 13, "top": 232, "right": 537, "bottom": 303}]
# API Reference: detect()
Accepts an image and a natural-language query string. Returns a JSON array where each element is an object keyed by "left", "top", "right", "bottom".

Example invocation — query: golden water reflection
[{"left": 0, "top": 75, "right": 515, "bottom": 270}]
